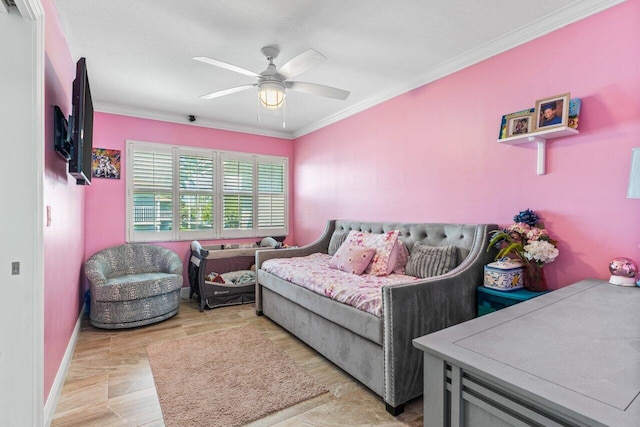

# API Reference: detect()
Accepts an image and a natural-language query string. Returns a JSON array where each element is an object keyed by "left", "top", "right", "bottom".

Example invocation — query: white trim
[
  {"left": 43, "top": 304, "right": 85, "bottom": 427},
  {"left": 30, "top": 0, "right": 45, "bottom": 425},
  {"left": 95, "top": 101, "right": 293, "bottom": 140},
  {"left": 35, "top": 10, "right": 45, "bottom": 427},
  {"left": 14, "top": 0, "right": 39, "bottom": 20},
  {"left": 0, "top": 1, "right": 9, "bottom": 14},
  {"left": 34, "top": 20, "right": 46, "bottom": 427}
]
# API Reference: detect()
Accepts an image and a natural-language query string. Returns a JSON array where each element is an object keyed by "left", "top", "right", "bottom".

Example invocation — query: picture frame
[
  {"left": 498, "top": 108, "right": 534, "bottom": 139},
  {"left": 568, "top": 98, "right": 581, "bottom": 130},
  {"left": 534, "top": 93, "right": 570, "bottom": 131},
  {"left": 506, "top": 112, "right": 534, "bottom": 137},
  {"left": 92, "top": 148, "right": 121, "bottom": 179}
]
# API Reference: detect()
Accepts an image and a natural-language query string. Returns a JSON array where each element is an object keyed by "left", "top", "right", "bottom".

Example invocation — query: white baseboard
[
  {"left": 43, "top": 303, "right": 85, "bottom": 427},
  {"left": 180, "top": 286, "right": 191, "bottom": 299}
]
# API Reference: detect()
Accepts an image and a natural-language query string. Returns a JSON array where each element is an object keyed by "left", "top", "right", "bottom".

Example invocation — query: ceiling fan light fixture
[{"left": 258, "top": 81, "right": 285, "bottom": 110}]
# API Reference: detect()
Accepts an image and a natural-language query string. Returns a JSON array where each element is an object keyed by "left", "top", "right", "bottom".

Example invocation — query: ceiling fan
[{"left": 193, "top": 46, "right": 350, "bottom": 110}]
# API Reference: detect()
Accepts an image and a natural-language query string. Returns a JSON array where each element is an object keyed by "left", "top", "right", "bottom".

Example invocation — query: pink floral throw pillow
[
  {"left": 345, "top": 230, "right": 400, "bottom": 276},
  {"left": 391, "top": 240, "right": 410, "bottom": 274},
  {"left": 329, "top": 243, "right": 376, "bottom": 275}
]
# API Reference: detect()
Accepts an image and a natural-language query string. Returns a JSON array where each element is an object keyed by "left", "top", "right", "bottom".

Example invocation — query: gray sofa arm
[
  {"left": 84, "top": 257, "right": 108, "bottom": 287},
  {"left": 255, "top": 220, "right": 336, "bottom": 269},
  {"left": 381, "top": 223, "right": 498, "bottom": 406},
  {"left": 255, "top": 220, "right": 336, "bottom": 313}
]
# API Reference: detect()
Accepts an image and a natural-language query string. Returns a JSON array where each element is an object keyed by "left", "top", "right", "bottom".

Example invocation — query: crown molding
[
  {"left": 94, "top": 101, "right": 294, "bottom": 140},
  {"left": 292, "top": 0, "right": 626, "bottom": 139}
]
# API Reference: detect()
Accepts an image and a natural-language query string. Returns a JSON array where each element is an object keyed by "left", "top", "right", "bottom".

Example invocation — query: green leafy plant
[{"left": 488, "top": 209, "right": 559, "bottom": 266}]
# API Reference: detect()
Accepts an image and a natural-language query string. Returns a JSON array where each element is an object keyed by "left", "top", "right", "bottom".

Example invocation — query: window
[
  {"left": 130, "top": 144, "right": 174, "bottom": 242},
  {"left": 222, "top": 154, "right": 254, "bottom": 235},
  {"left": 127, "top": 140, "right": 288, "bottom": 242},
  {"left": 257, "top": 161, "right": 286, "bottom": 230},
  {"left": 178, "top": 151, "right": 215, "bottom": 238}
]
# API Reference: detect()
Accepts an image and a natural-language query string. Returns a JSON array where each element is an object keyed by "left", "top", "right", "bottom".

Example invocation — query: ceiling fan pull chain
[{"left": 282, "top": 99, "right": 286, "bottom": 129}]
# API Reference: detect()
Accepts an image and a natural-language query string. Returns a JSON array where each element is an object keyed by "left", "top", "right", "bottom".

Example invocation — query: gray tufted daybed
[
  {"left": 84, "top": 243, "right": 183, "bottom": 329},
  {"left": 255, "top": 220, "right": 497, "bottom": 415}
]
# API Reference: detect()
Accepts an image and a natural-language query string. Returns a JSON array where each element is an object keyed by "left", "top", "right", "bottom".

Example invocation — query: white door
[{"left": 0, "top": 1, "right": 44, "bottom": 425}]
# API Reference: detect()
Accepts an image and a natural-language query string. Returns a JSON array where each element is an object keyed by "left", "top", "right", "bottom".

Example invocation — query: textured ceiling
[{"left": 53, "top": 0, "right": 623, "bottom": 139}]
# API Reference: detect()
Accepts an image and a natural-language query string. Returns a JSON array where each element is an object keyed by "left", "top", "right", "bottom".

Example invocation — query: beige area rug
[{"left": 147, "top": 325, "right": 328, "bottom": 427}]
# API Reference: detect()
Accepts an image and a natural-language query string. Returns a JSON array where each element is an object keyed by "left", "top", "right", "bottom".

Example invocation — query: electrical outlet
[{"left": 11, "top": 262, "right": 19, "bottom": 275}]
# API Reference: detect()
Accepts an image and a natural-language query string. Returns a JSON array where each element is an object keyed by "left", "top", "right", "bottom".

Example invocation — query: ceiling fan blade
[
  {"left": 199, "top": 84, "right": 256, "bottom": 100},
  {"left": 277, "top": 49, "right": 326, "bottom": 80},
  {"left": 286, "top": 81, "right": 350, "bottom": 101},
  {"left": 193, "top": 56, "right": 259, "bottom": 78}
]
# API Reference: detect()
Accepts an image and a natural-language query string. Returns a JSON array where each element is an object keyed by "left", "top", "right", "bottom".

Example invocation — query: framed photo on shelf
[
  {"left": 506, "top": 112, "right": 534, "bottom": 137},
  {"left": 498, "top": 108, "right": 534, "bottom": 139},
  {"left": 534, "top": 93, "right": 570, "bottom": 131},
  {"left": 568, "top": 98, "right": 581, "bottom": 129}
]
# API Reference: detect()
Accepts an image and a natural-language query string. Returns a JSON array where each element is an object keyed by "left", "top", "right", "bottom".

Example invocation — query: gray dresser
[{"left": 413, "top": 279, "right": 640, "bottom": 426}]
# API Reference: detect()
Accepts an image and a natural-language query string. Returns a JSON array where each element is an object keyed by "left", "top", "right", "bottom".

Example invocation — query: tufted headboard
[
  {"left": 255, "top": 219, "right": 498, "bottom": 274},
  {"left": 329, "top": 220, "right": 487, "bottom": 265}
]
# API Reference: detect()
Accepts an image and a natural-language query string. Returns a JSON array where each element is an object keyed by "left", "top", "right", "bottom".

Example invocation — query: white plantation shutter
[
  {"left": 126, "top": 141, "right": 288, "bottom": 242},
  {"left": 222, "top": 156, "right": 254, "bottom": 236},
  {"left": 130, "top": 145, "right": 173, "bottom": 241},
  {"left": 257, "top": 161, "right": 286, "bottom": 234},
  {"left": 178, "top": 151, "right": 215, "bottom": 239}
]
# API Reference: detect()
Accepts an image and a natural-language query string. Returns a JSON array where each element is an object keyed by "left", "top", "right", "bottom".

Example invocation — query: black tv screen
[{"left": 68, "top": 57, "right": 93, "bottom": 185}]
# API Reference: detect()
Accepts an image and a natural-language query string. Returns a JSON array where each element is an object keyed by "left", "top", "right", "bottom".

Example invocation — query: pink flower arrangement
[{"left": 489, "top": 210, "right": 559, "bottom": 266}]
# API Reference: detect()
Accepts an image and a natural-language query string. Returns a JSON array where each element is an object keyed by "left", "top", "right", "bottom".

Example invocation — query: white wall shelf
[{"left": 498, "top": 126, "right": 579, "bottom": 175}]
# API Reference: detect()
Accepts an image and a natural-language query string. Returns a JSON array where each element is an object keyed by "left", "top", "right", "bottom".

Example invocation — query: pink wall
[
  {"left": 43, "top": 0, "right": 86, "bottom": 401},
  {"left": 43, "top": 0, "right": 293, "bottom": 400},
  {"left": 85, "top": 113, "right": 295, "bottom": 282},
  {"left": 42, "top": 0, "right": 638, "bottom": 406},
  {"left": 293, "top": 1, "right": 640, "bottom": 290}
]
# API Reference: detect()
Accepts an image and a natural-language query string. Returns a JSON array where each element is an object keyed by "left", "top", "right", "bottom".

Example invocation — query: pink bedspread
[{"left": 261, "top": 253, "right": 417, "bottom": 317}]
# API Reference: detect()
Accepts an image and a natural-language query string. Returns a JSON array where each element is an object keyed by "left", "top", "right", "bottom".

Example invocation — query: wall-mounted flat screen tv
[{"left": 54, "top": 57, "right": 93, "bottom": 185}]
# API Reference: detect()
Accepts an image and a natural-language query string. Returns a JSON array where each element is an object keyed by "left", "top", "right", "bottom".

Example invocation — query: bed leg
[{"left": 385, "top": 403, "right": 404, "bottom": 416}]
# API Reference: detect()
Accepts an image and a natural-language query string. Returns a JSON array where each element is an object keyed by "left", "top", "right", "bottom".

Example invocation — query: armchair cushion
[{"left": 94, "top": 272, "right": 182, "bottom": 302}]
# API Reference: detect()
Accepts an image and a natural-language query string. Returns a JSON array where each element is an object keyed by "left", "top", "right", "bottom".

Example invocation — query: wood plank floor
[{"left": 52, "top": 298, "right": 423, "bottom": 426}]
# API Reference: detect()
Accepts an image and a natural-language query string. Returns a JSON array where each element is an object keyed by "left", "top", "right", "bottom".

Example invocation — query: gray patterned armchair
[{"left": 84, "top": 244, "right": 183, "bottom": 329}]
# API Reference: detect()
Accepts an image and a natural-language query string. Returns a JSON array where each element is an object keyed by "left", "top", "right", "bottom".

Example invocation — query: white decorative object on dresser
[{"left": 413, "top": 279, "right": 640, "bottom": 426}]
